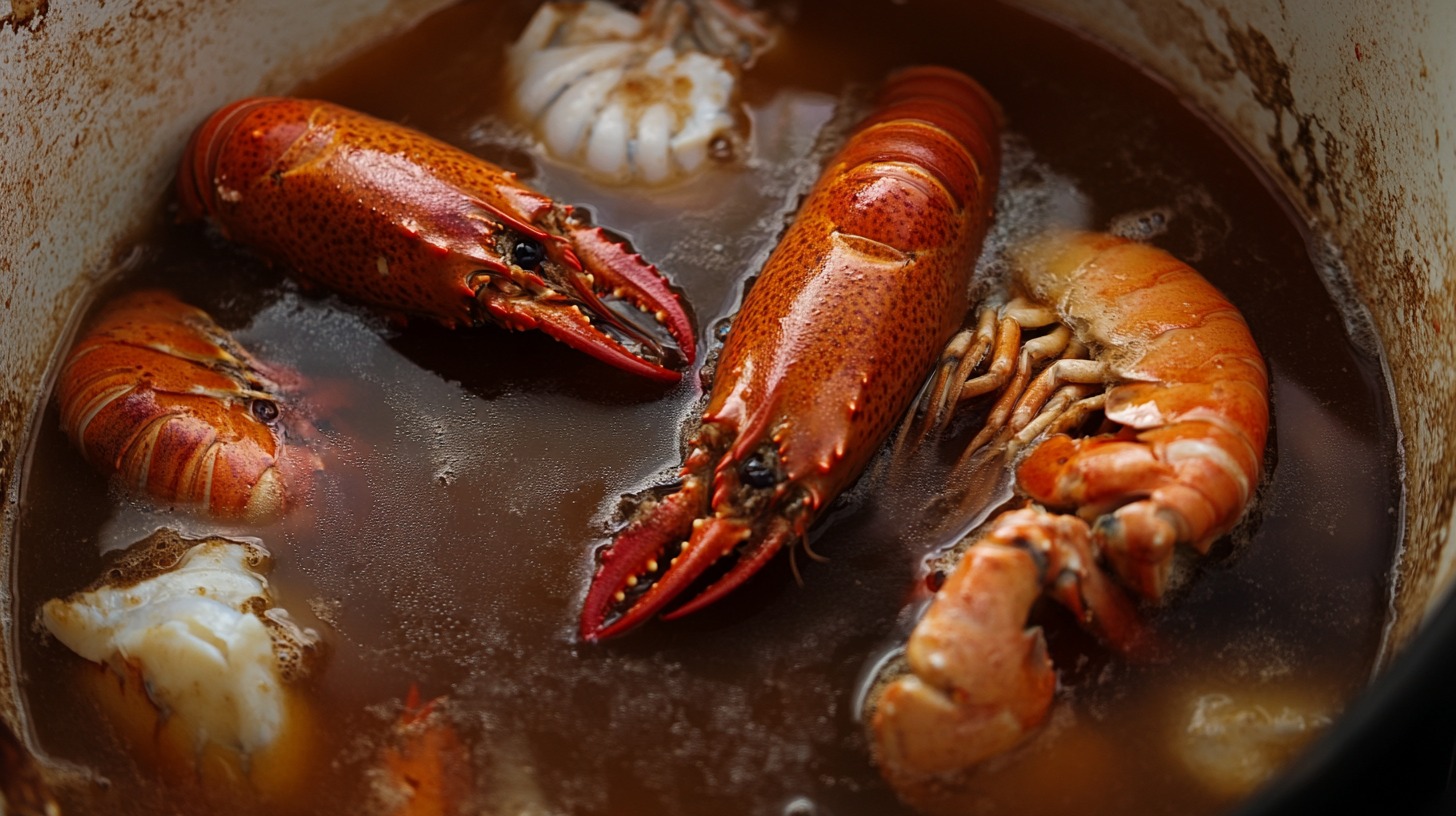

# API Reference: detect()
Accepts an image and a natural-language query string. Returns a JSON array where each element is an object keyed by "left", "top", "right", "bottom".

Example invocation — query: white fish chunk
[{"left": 42, "top": 531, "right": 320, "bottom": 757}]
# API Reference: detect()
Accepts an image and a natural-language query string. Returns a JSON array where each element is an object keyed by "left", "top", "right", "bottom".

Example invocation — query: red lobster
[
  {"left": 871, "top": 231, "right": 1270, "bottom": 789},
  {"left": 56, "top": 289, "right": 309, "bottom": 519},
  {"left": 177, "top": 97, "right": 696, "bottom": 381},
  {"left": 579, "top": 66, "right": 1003, "bottom": 640}
]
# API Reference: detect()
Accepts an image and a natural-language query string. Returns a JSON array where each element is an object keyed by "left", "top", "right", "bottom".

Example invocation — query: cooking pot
[{"left": 1, "top": 0, "right": 1452, "bottom": 811}]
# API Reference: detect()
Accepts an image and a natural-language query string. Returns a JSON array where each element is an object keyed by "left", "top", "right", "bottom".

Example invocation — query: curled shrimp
[{"left": 871, "top": 230, "right": 1270, "bottom": 790}]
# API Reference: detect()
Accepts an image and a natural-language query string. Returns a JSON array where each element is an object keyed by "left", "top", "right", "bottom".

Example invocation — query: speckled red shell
[{"left": 704, "top": 66, "right": 1003, "bottom": 512}]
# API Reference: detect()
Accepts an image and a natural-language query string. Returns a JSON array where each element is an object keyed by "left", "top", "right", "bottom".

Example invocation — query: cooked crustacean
[
  {"left": 506, "top": 0, "right": 774, "bottom": 185},
  {"left": 372, "top": 687, "right": 473, "bottom": 816},
  {"left": 579, "top": 66, "right": 1003, "bottom": 640},
  {"left": 56, "top": 289, "right": 311, "bottom": 519},
  {"left": 871, "top": 230, "right": 1270, "bottom": 792},
  {"left": 40, "top": 529, "right": 322, "bottom": 800},
  {"left": 177, "top": 96, "right": 696, "bottom": 382}
]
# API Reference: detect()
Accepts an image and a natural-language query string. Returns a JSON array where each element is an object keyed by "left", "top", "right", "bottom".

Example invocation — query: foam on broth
[{"left": 14, "top": 1, "right": 1401, "bottom": 814}]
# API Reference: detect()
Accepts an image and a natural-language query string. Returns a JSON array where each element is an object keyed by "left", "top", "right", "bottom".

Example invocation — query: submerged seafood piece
[
  {"left": 178, "top": 97, "right": 696, "bottom": 381},
  {"left": 507, "top": 0, "right": 774, "bottom": 185},
  {"left": 872, "top": 231, "right": 1270, "bottom": 791},
  {"left": 40, "top": 529, "right": 322, "bottom": 797},
  {"left": 1174, "top": 690, "right": 1331, "bottom": 799},
  {"left": 373, "top": 687, "right": 474, "bottom": 816},
  {"left": 56, "top": 289, "right": 311, "bottom": 519},
  {"left": 580, "top": 66, "right": 1003, "bottom": 640},
  {"left": 0, "top": 718, "right": 60, "bottom": 816}
]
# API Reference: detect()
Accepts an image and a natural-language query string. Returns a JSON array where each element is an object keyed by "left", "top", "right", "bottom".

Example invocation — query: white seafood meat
[
  {"left": 507, "top": 0, "right": 773, "bottom": 185},
  {"left": 41, "top": 532, "right": 319, "bottom": 757},
  {"left": 1174, "top": 691, "right": 1332, "bottom": 799}
]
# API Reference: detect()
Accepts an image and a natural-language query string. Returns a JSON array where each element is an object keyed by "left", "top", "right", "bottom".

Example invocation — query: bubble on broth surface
[
  {"left": 971, "top": 134, "right": 1092, "bottom": 294},
  {"left": 1306, "top": 236, "right": 1387, "bottom": 363}
]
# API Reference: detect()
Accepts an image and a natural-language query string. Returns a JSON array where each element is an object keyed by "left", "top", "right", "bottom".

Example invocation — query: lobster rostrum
[
  {"left": 177, "top": 97, "right": 696, "bottom": 381},
  {"left": 871, "top": 231, "right": 1270, "bottom": 788},
  {"left": 579, "top": 66, "right": 1004, "bottom": 640},
  {"left": 56, "top": 290, "right": 311, "bottom": 519}
]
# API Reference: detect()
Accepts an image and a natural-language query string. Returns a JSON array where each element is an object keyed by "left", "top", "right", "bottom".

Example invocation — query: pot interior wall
[{"left": 0, "top": 0, "right": 1451, "bottom": 805}]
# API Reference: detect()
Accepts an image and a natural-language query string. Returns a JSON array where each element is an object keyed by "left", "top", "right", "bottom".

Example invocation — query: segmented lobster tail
[
  {"left": 579, "top": 66, "right": 1004, "bottom": 641},
  {"left": 56, "top": 290, "right": 302, "bottom": 519}
]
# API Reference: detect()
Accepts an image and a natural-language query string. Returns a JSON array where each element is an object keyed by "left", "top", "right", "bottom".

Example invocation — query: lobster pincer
[{"left": 177, "top": 97, "right": 696, "bottom": 381}]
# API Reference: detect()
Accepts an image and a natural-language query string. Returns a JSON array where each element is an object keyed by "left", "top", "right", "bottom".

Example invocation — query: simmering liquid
[{"left": 14, "top": 1, "right": 1401, "bottom": 814}]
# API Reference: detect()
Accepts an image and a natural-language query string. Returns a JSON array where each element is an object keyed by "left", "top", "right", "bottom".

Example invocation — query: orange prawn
[{"left": 871, "top": 230, "right": 1270, "bottom": 787}]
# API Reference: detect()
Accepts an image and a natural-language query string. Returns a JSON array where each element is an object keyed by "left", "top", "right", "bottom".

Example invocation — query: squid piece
[{"left": 507, "top": 0, "right": 774, "bottom": 185}]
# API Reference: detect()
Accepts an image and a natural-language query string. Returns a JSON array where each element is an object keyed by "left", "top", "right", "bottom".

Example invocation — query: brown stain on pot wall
[
  {"left": 1220, "top": 11, "right": 1343, "bottom": 219},
  {"left": 1123, "top": 4, "right": 1351, "bottom": 221},
  {"left": 1128, "top": 1, "right": 1236, "bottom": 84},
  {"left": 2, "top": 0, "right": 46, "bottom": 29}
]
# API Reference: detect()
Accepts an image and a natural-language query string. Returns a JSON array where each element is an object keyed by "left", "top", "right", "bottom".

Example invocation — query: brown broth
[{"left": 13, "top": 1, "right": 1401, "bottom": 814}]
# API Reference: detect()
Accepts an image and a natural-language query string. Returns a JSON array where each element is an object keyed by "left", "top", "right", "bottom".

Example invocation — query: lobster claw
[
  {"left": 579, "top": 445, "right": 804, "bottom": 641},
  {"left": 482, "top": 221, "right": 697, "bottom": 382},
  {"left": 176, "top": 96, "right": 697, "bottom": 383}
]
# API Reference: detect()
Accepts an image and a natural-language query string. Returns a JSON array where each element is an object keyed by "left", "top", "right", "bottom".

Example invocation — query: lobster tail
[{"left": 56, "top": 290, "right": 304, "bottom": 519}]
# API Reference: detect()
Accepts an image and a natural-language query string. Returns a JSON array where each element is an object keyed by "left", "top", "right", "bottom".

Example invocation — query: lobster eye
[
  {"left": 250, "top": 398, "right": 280, "bottom": 424},
  {"left": 739, "top": 452, "right": 779, "bottom": 489},
  {"left": 512, "top": 238, "right": 546, "bottom": 270}
]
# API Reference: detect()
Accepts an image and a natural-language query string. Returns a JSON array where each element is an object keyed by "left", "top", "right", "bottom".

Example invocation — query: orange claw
[
  {"left": 871, "top": 506, "right": 1148, "bottom": 787},
  {"left": 580, "top": 66, "right": 1003, "bottom": 640},
  {"left": 177, "top": 97, "right": 695, "bottom": 381}
]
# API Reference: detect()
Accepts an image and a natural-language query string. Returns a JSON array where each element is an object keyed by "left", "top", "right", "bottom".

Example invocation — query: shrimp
[{"left": 871, "top": 230, "right": 1270, "bottom": 790}]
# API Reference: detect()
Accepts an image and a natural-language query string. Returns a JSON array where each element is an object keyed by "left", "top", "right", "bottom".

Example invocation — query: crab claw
[{"left": 479, "top": 217, "right": 696, "bottom": 382}]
